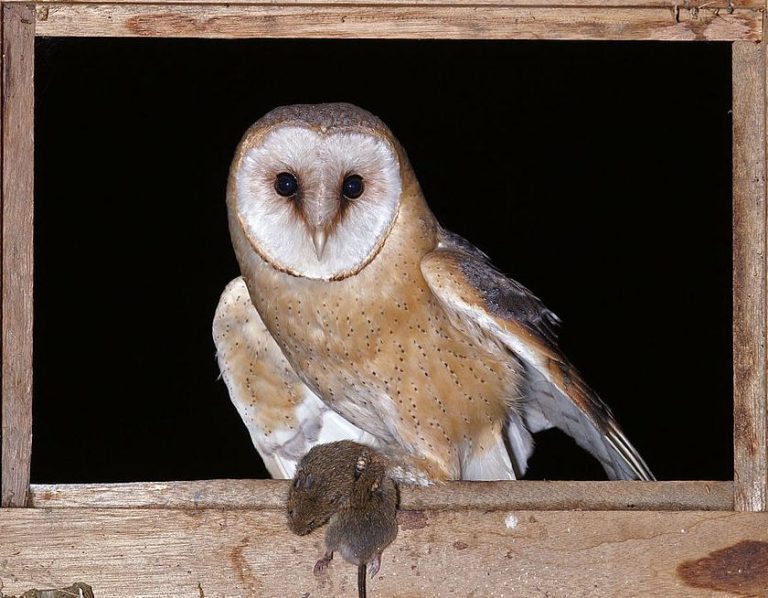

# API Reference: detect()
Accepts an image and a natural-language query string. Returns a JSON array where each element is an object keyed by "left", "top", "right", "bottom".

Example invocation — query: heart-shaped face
[{"left": 231, "top": 104, "right": 402, "bottom": 281}]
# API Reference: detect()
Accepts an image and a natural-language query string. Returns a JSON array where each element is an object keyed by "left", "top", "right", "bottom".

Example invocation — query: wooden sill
[
  {"left": 0, "top": 502, "right": 766, "bottom": 596},
  {"left": 28, "top": 479, "right": 734, "bottom": 511}
]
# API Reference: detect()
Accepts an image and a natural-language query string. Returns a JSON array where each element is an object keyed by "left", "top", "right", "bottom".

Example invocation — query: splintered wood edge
[
  {"left": 32, "top": 4, "right": 761, "bottom": 41},
  {"left": 732, "top": 42, "right": 768, "bottom": 513},
  {"left": 29, "top": 480, "right": 734, "bottom": 511},
  {"left": 1, "top": 3, "right": 35, "bottom": 509}
]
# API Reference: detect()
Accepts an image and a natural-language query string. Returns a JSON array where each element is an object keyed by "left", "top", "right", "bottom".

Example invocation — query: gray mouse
[{"left": 287, "top": 441, "right": 399, "bottom": 598}]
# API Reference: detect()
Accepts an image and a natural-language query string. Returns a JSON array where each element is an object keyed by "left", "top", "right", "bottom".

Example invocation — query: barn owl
[{"left": 213, "top": 103, "right": 653, "bottom": 484}]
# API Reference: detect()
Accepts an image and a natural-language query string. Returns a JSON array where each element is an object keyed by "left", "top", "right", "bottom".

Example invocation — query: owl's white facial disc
[{"left": 235, "top": 126, "right": 402, "bottom": 281}]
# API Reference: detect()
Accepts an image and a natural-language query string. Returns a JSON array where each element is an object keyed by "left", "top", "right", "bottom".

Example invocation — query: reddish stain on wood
[
  {"left": 229, "top": 537, "right": 262, "bottom": 592},
  {"left": 677, "top": 540, "right": 768, "bottom": 596}
]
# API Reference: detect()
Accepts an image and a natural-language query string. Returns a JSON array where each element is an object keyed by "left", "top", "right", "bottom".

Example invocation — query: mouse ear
[{"left": 302, "top": 473, "right": 315, "bottom": 490}]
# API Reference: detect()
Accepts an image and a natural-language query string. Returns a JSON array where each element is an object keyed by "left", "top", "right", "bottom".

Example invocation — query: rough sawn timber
[
  {"left": 21, "top": 0, "right": 767, "bottom": 7},
  {"left": 732, "top": 41, "right": 768, "bottom": 512},
  {"left": 1, "top": 3, "right": 35, "bottom": 509},
  {"left": 32, "top": 4, "right": 761, "bottom": 41},
  {"left": 0, "top": 507, "right": 767, "bottom": 596},
  {"left": 28, "top": 479, "right": 734, "bottom": 511}
]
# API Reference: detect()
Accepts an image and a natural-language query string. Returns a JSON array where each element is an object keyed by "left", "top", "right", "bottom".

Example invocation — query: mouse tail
[{"left": 358, "top": 563, "right": 366, "bottom": 598}]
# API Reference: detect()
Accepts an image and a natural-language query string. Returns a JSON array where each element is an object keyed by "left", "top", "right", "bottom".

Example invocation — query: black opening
[{"left": 33, "top": 38, "right": 733, "bottom": 483}]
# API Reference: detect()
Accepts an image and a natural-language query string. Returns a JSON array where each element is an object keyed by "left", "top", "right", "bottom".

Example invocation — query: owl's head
[{"left": 229, "top": 103, "right": 404, "bottom": 281}]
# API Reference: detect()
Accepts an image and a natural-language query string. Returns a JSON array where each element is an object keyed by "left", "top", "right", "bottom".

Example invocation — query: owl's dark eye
[
  {"left": 342, "top": 174, "right": 364, "bottom": 199},
  {"left": 275, "top": 172, "right": 298, "bottom": 197}
]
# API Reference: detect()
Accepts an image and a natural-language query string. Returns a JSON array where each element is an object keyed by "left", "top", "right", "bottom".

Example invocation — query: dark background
[{"left": 33, "top": 38, "right": 733, "bottom": 483}]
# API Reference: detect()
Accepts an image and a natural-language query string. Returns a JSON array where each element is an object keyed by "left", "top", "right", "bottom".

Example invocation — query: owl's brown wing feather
[
  {"left": 213, "top": 277, "right": 376, "bottom": 478},
  {"left": 421, "top": 231, "right": 654, "bottom": 481}
]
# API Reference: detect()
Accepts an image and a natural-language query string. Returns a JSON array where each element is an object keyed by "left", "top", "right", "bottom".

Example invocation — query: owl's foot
[{"left": 314, "top": 551, "right": 333, "bottom": 576}]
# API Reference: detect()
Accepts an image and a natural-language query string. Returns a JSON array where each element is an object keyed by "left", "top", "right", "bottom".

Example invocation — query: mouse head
[
  {"left": 286, "top": 441, "right": 370, "bottom": 535},
  {"left": 286, "top": 466, "right": 350, "bottom": 535}
]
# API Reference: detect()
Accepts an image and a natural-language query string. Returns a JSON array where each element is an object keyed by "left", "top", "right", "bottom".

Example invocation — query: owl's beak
[{"left": 311, "top": 227, "right": 328, "bottom": 260}]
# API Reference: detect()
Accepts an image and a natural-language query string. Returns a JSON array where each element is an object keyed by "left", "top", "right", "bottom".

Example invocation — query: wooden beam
[
  {"left": 33, "top": 4, "right": 761, "bottom": 41},
  {"left": 733, "top": 41, "right": 768, "bottom": 513},
  {"left": 0, "top": 507, "right": 766, "bottom": 596},
  {"left": 21, "top": 0, "right": 766, "bottom": 7},
  {"left": 29, "top": 479, "right": 735, "bottom": 511},
  {"left": 0, "top": 0, "right": 4, "bottom": 518},
  {"left": 1, "top": 4, "right": 34, "bottom": 509}
]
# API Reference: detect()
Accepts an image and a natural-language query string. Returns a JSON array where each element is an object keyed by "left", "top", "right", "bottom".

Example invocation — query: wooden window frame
[{"left": 1, "top": 2, "right": 766, "bottom": 594}]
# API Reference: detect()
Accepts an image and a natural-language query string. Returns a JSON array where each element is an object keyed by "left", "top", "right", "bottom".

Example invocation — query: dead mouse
[
  {"left": 287, "top": 441, "right": 399, "bottom": 598},
  {"left": 287, "top": 440, "right": 369, "bottom": 536}
]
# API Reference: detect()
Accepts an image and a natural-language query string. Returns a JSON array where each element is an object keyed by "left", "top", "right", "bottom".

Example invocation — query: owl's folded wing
[
  {"left": 213, "top": 277, "right": 376, "bottom": 479},
  {"left": 420, "top": 231, "right": 654, "bottom": 481}
]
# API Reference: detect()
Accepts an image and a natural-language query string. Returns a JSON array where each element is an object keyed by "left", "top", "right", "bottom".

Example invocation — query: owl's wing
[
  {"left": 420, "top": 231, "right": 654, "bottom": 481},
  {"left": 213, "top": 277, "right": 377, "bottom": 478}
]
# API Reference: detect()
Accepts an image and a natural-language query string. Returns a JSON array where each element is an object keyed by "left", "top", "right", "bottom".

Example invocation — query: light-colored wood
[
  {"left": 33, "top": 4, "right": 761, "bottom": 41},
  {"left": 0, "top": 0, "right": 4, "bottom": 516},
  {"left": 21, "top": 0, "right": 765, "bottom": 7},
  {"left": 732, "top": 41, "right": 768, "bottom": 512},
  {"left": 1, "top": 4, "right": 34, "bottom": 509},
  {"left": 29, "top": 479, "right": 735, "bottom": 511},
  {"left": 0, "top": 508, "right": 766, "bottom": 596}
]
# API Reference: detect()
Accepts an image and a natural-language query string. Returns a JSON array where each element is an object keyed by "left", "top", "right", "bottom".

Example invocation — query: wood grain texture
[
  {"left": 0, "top": 0, "right": 4, "bottom": 517},
  {"left": 1, "top": 4, "right": 34, "bottom": 509},
  {"left": 33, "top": 4, "right": 761, "bottom": 41},
  {"left": 20, "top": 0, "right": 765, "bottom": 7},
  {"left": 29, "top": 479, "right": 735, "bottom": 511},
  {"left": 0, "top": 507, "right": 766, "bottom": 596},
  {"left": 732, "top": 41, "right": 768, "bottom": 513}
]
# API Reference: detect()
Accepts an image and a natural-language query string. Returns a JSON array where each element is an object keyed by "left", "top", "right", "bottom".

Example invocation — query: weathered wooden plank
[
  {"left": 21, "top": 0, "right": 765, "bottom": 8},
  {"left": 29, "top": 479, "right": 735, "bottom": 511},
  {"left": 1, "top": 4, "right": 34, "bottom": 509},
  {"left": 0, "top": 0, "right": 4, "bottom": 516},
  {"left": 0, "top": 508, "right": 766, "bottom": 596},
  {"left": 33, "top": 4, "right": 761, "bottom": 41},
  {"left": 732, "top": 41, "right": 768, "bottom": 512}
]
